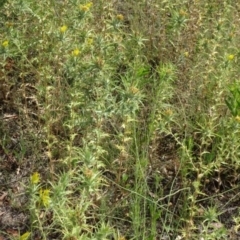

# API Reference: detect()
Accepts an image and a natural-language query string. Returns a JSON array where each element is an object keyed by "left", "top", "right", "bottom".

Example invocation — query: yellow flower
[
  {"left": 184, "top": 51, "right": 189, "bottom": 57},
  {"left": 235, "top": 115, "right": 240, "bottom": 122},
  {"left": 116, "top": 14, "right": 124, "bottom": 21},
  {"left": 86, "top": 2, "right": 93, "bottom": 8},
  {"left": 179, "top": 9, "right": 188, "bottom": 17},
  {"left": 5, "top": 22, "right": 13, "bottom": 28},
  {"left": 72, "top": 48, "right": 80, "bottom": 56},
  {"left": 118, "top": 237, "right": 126, "bottom": 240},
  {"left": 227, "top": 54, "right": 234, "bottom": 61},
  {"left": 84, "top": 168, "right": 93, "bottom": 178},
  {"left": 80, "top": 5, "right": 88, "bottom": 11},
  {"left": 79, "top": 2, "right": 93, "bottom": 12},
  {"left": 86, "top": 38, "right": 93, "bottom": 45},
  {"left": 60, "top": 25, "right": 67, "bottom": 33},
  {"left": 2, "top": 40, "right": 9, "bottom": 47},
  {"left": 165, "top": 109, "right": 173, "bottom": 116},
  {"left": 31, "top": 172, "right": 40, "bottom": 184},
  {"left": 39, "top": 189, "right": 51, "bottom": 207},
  {"left": 130, "top": 86, "right": 139, "bottom": 94}
]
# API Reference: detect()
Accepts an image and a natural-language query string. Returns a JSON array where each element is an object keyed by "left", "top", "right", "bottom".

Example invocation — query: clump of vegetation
[{"left": 1, "top": 0, "right": 240, "bottom": 239}]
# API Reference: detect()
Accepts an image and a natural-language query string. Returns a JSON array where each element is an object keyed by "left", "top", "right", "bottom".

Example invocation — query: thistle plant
[{"left": 1, "top": 0, "right": 240, "bottom": 239}]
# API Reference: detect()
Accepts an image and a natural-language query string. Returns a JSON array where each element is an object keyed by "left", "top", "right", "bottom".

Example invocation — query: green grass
[{"left": 1, "top": 0, "right": 240, "bottom": 239}]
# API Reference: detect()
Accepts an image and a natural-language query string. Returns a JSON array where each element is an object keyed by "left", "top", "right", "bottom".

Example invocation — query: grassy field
[{"left": 1, "top": 0, "right": 240, "bottom": 239}]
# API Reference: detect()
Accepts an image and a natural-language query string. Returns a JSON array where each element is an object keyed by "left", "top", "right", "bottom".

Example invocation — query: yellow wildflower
[
  {"left": 79, "top": 2, "right": 93, "bottom": 12},
  {"left": 116, "top": 14, "right": 124, "bottom": 21},
  {"left": 31, "top": 172, "right": 40, "bottom": 184},
  {"left": 60, "top": 25, "right": 67, "bottom": 33},
  {"left": 235, "top": 116, "right": 240, "bottom": 122},
  {"left": 179, "top": 9, "right": 188, "bottom": 17},
  {"left": 165, "top": 109, "right": 173, "bottom": 116},
  {"left": 84, "top": 168, "right": 93, "bottom": 178},
  {"left": 130, "top": 86, "right": 139, "bottom": 94},
  {"left": 72, "top": 48, "right": 80, "bottom": 56},
  {"left": 118, "top": 237, "right": 126, "bottom": 240},
  {"left": 5, "top": 22, "right": 13, "bottom": 27},
  {"left": 80, "top": 5, "right": 88, "bottom": 11},
  {"left": 86, "top": 38, "right": 93, "bottom": 45},
  {"left": 2, "top": 40, "right": 9, "bottom": 47},
  {"left": 39, "top": 189, "right": 51, "bottom": 207},
  {"left": 227, "top": 54, "right": 234, "bottom": 61},
  {"left": 184, "top": 51, "right": 189, "bottom": 57},
  {"left": 86, "top": 2, "right": 93, "bottom": 8}
]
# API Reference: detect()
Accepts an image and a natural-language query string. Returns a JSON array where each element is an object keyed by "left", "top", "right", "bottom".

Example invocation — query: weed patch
[{"left": 1, "top": 0, "right": 240, "bottom": 239}]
